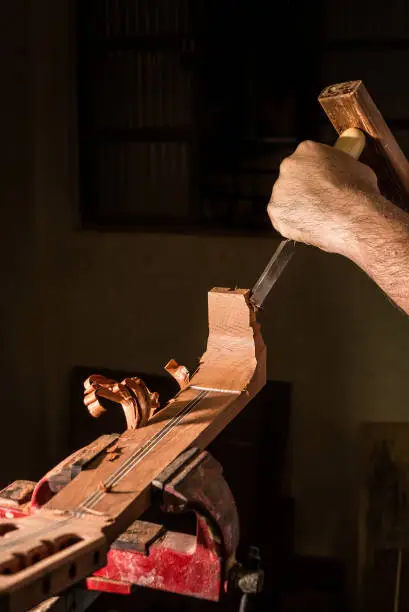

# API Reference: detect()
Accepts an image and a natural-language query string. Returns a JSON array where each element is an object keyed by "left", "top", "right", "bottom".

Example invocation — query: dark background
[
  {"left": 76, "top": 0, "right": 409, "bottom": 232},
  {"left": 1, "top": 0, "right": 409, "bottom": 607}
]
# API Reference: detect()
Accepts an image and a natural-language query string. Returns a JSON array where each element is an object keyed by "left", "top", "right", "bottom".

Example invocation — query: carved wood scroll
[
  {"left": 319, "top": 80, "right": 409, "bottom": 208},
  {"left": 0, "top": 288, "right": 266, "bottom": 611}
]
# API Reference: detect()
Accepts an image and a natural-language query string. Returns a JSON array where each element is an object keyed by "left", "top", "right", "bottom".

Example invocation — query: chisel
[{"left": 249, "top": 127, "right": 366, "bottom": 310}]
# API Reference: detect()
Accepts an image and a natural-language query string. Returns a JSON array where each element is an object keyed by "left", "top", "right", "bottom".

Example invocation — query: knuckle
[
  {"left": 297, "top": 139, "right": 315, "bottom": 151},
  {"left": 366, "top": 165, "right": 378, "bottom": 184},
  {"left": 267, "top": 198, "right": 280, "bottom": 222},
  {"left": 279, "top": 155, "right": 293, "bottom": 173},
  {"left": 356, "top": 161, "right": 379, "bottom": 189},
  {"left": 270, "top": 176, "right": 283, "bottom": 199},
  {"left": 267, "top": 199, "right": 276, "bottom": 219},
  {"left": 297, "top": 140, "right": 322, "bottom": 156},
  {"left": 268, "top": 211, "right": 285, "bottom": 235},
  {"left": 279, "top": 140, "right": 321, "bottom": 173},
  {"left": 268, "top": 192, "right": 286, "bottom": 225}
]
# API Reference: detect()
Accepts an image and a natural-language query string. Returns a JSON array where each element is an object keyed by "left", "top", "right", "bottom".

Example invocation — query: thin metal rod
[{"left": 250, "top": 239, "right": 296, "bottom": 309}]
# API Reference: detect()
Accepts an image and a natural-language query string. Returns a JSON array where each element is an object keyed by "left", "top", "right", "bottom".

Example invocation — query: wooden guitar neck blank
[{"left": 0, "top": 287, "right": 266, "bottom": 611}]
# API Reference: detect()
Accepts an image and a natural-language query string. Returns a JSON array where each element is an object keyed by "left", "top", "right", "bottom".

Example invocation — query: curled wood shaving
[
  {"left": 164, "top": 359, "right": 190, "bottom": 389},
  {"left": 83, "top": 374, "right": 160, "bottom": 430}
]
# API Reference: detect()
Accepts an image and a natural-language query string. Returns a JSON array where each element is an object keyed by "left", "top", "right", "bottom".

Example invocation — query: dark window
[
  {"left": 77, "top": 2, "right": 409, "bottom": 233},
  {"left": 76, "top": 0, "right": 325, "bottom": 233},
  {"left": 77, "top": 0, "right": 409, "bottom": 232}
]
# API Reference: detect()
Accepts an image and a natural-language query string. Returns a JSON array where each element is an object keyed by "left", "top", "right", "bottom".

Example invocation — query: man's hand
[
  {"left": 267, "top": 140, "right": 380, "bottom": 260},
  {"left": 267, "top": 139, "right": 409, "bottom": 315}
]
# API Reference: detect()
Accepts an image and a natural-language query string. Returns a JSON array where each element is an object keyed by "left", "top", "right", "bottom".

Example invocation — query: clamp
[{"left": 0, "top": 448, "right": 263, "bottom": 610}]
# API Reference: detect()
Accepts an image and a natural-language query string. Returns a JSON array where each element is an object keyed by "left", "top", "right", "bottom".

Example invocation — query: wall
[
  {"left": 2, "top": 0, "right": 409, "bottom": 569},
  {"left": 0, "top": 1, "right": 46, "bottom": 480}
]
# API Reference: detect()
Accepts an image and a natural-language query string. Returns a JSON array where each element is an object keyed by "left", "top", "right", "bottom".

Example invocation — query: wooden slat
[{"left": 319, "top": 80, "right": 409, "bottom": 208}]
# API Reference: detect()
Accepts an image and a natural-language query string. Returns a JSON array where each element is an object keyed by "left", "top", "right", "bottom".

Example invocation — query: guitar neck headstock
[{"left": 0, "top": 511, "right": 108, "bottom": 611}]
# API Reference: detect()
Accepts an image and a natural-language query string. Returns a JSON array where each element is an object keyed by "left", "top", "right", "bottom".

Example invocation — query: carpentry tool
[{"left": 249, "top": 127, "right": 366, "bottom": 310}]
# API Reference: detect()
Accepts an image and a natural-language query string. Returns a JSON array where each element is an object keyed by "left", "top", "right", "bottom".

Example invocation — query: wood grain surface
[{"left": 46, "top": 289, "right": 266, "bottom": 530}]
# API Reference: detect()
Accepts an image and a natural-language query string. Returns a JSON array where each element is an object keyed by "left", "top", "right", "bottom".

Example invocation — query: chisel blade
[{"left": 249, "top": 239, "right": 296, "bottom": 310}]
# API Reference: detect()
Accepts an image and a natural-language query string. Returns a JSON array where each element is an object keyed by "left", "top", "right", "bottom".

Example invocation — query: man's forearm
[
  {"left": 351, "top": 193, "right": 409, "bottom": 315},
  {"left": 267, "top": 141, "right": 409, "bottom": 315}
]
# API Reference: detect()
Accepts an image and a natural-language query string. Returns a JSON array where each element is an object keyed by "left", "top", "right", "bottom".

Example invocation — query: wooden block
[
  {"left": 319, "top": 80, "right": 409, "bottom": 208},
  {"left": 189, "top": 288, "right": 266, "bottom": 392}
]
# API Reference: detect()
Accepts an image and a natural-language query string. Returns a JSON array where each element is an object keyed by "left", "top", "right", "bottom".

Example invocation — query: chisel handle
[
  {"left": 334, "top": 127, "right": 366, "bottom": 160},
  {"left": 319, "top": 80, "right": 409, "bottom": 207}
]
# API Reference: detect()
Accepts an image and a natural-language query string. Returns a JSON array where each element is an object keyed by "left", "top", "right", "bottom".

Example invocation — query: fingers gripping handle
[
  {"left": 250, "top": 127, "right": 366, "bottom": 309},
  {"left": 251, "top": 127, "right": 366, "bottom": 309},
  {"left": 334, "top": 127, "right": 366, "bottom": 160}
]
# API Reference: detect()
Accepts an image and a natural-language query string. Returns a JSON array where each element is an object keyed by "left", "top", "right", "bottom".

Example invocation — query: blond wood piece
[
  {"left": 164, "top": 359, "right": 190, "bottom": 389},
  {"left": 190, "top": 288, "right": 266, "bottom": 392},
  {"left": 334, "top": 127, "right": 366, "bottom": 159}
]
